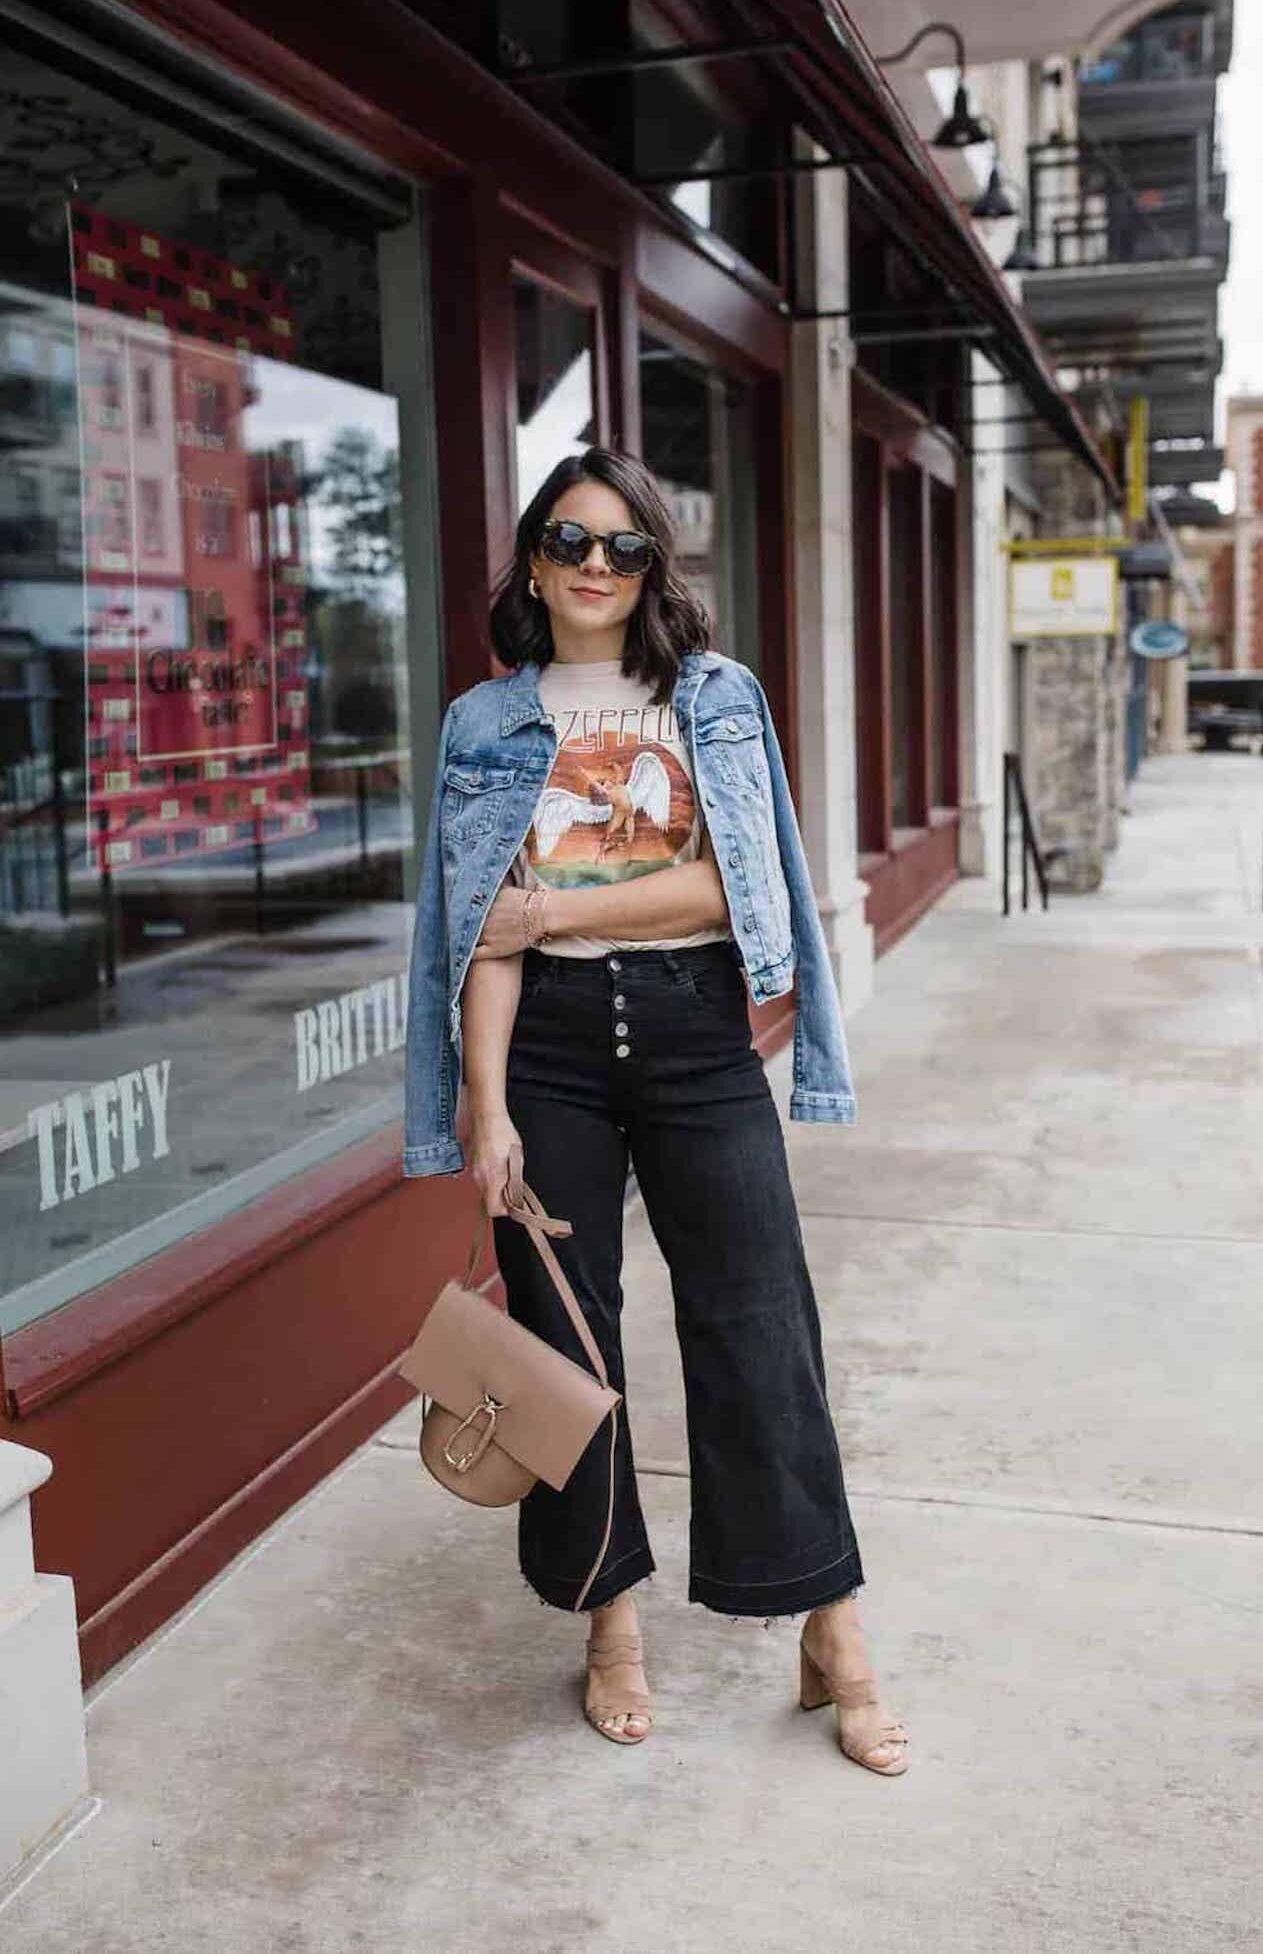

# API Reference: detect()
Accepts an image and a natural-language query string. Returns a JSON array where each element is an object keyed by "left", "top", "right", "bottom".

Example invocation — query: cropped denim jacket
[{"left": 402, "top": 650, "right": 856, "bottom": 1176}]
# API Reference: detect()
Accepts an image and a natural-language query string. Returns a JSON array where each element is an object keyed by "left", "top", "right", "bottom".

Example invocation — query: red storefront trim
[
  {"left": 861, "top": 813, "right": 961, "bottom": 957},
  {"left": 76, "top": 1351, "right": 415, "bottom": 1684},
  {"left": 4, "top": 1126, "right": 409, "bottom": 1415}
]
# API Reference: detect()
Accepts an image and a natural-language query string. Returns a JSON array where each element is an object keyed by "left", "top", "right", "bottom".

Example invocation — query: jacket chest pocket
[
  {"left": 694, "top": 709, "right": 770, "bottom": 799},
  {"left": 440, "top": 759, "right": 517, "bottom": 846}
]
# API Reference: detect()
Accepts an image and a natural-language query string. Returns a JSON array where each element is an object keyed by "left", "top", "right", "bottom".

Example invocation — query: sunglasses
[{"left": 537, "top": 518, "right": 658, "bottom": 579}]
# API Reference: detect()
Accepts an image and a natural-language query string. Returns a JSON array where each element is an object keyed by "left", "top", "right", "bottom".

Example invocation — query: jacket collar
[{"left": 499, "top": 649, "right": 720, "bottom": 737}]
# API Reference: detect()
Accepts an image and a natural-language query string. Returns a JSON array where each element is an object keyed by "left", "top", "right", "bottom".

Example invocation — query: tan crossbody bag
[{"left": 396, "top": 1181, "right": 620, "bottom": 1611}]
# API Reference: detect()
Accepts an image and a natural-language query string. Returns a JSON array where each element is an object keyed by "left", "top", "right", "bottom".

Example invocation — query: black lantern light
[
  {"left": 876, "top": 21, "right": 991, "bottom": 150},
  {"left": 971, "top": 162, "right": 1019, "bottom": 221}
]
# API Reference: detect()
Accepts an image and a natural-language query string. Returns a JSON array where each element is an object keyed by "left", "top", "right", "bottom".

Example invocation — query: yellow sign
[
  {"left": 1009, "top": 556, "right": 1119, "bottom": 637},
  {"left": 1127, "top": 395, "right": 1149, "bottom": 525}
]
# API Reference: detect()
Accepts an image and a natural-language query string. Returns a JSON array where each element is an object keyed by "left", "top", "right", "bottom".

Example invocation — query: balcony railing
[
  {"left": 1079, "top": 11, "right": 1216, "bottom": 87},
  {"left": 1026, "top": 134, "right": 1224, "bottom": 271}
]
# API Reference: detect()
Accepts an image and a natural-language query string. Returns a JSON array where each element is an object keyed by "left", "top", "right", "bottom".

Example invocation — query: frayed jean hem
[
  {"left": 521, "top": 1544, "right": 657, "bottom": 1614},
  {"left": 688, "top": 1546, "right": 864, "bottom": 1618}
]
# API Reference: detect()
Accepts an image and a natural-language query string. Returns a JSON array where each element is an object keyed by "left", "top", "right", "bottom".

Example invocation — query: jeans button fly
[
  {"left": 613, "top": 993, "right": 626, "bottom": 1009},
  {"left": 615, "top": 1043, "right": 631, "bottom": 1059},
  {"left": 614, "top": 1021, "right": 629, "bottom": 1037},
  {"left": 608, "top": 957, "right": 622, "bottom": 973}
]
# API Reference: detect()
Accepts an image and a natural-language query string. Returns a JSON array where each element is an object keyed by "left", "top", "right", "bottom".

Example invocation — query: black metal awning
[{"left": 489, "top": 0, "right": 1118, "bottom": 497}]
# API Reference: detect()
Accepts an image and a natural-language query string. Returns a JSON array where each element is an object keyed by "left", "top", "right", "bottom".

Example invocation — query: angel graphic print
[{"left": 511, "top": 658, "right": 732, "bottom": 958}]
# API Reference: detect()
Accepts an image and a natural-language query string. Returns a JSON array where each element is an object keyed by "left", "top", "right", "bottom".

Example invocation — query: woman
[{"left": 403, "top": 447, "right": 907, "bottom": 1775}]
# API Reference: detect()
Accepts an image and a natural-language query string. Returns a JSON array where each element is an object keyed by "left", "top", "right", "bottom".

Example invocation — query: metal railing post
[{"left": 1002, "top": 751, "right": 1050, "bottom": 915}]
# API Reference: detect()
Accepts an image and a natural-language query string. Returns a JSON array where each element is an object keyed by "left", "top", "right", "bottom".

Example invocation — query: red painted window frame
[{"left": 850, "top": 368, "right": 963, "bottom": 953}]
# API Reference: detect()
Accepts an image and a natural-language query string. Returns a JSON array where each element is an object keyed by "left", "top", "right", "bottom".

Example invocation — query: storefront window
[
  {"left": 928, "top": 480, "right": 957, "bottom": 810},
  {"left": 0, "top": 28, "right": 441, "bottom": 1335},
  {"left": 887, "top": 465, "right": 922, "bottom": 832},
  {"left": 638, "top": 330, "right": 760, "bottom": 672},
  {"left": 512, "top": 277, "right": 596, "bottom": 513}
]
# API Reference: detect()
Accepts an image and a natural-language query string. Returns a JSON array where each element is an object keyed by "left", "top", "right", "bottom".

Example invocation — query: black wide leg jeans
[{"left": 491, "top": 940, "right": 864, "bottom": 1616}]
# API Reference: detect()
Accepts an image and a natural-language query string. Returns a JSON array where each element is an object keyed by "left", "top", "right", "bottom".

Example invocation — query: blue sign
[{"left": 1130, "top": 620, "right": 1189, "bottom": 660}]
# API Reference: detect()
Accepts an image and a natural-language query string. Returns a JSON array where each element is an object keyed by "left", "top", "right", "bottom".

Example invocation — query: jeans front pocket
[
  {"left": 671, "top": 952, "right": 750, "bottom": 1035},
  {"left": 519, "top": 950, "right": 565, "bottom": 1005}
]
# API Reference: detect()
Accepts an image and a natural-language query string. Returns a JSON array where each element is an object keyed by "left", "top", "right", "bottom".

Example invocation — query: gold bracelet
[{"left": 523, "top": 887, "right": 551, "bottom": 950}]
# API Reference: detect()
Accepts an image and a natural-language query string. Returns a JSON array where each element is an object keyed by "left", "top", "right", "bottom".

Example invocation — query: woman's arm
[
  {"left": 460, "top": 953, "right": 526, "bottom": 1215},
  {"left": 472, "top": 835, "right": 730, "bottom": 960}
]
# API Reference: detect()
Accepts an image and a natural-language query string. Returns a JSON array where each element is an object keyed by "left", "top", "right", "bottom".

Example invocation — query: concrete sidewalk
[{"left": 4, "top": 752, "right": 1261, "bottom": 1953}]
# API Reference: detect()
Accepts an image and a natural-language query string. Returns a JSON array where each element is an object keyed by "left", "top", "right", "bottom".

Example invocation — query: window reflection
[
  {"left": 887, "top": 465, "right": 921, "bottom": 832},
  {"left": 638, "top": 330, "right": 760, "bottom": 672},
  {"left": 513, "top": 277, "right": 596, "bottom": 513},
  {"left": 0, "top": 33, "right": 436, "bottom": 1330}
]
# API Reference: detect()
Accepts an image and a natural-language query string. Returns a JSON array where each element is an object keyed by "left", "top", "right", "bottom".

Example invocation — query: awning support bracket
[
  {"left": 501, "top": 38, "right": 792, "bottom": 86},
  {"left": 633, "top": 155, "right": 882, "bottom": 187}
]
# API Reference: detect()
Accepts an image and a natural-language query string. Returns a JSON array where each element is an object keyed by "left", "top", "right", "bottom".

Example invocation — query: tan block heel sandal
[
  {"left": 584, "top": 1631, "right": 654, "bottom": 1745},
  {"left": 799, "top": 1637, "right": 910, "bottom": 1777}
]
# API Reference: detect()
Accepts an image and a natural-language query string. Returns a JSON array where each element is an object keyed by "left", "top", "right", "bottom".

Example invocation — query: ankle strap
[{"left": 586, "top": 1634, "right": 643, "bottom": 1657}]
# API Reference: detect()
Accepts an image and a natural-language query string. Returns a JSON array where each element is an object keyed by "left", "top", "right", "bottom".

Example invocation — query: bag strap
[
  {"left": 463, "top": 1185, "right": 609, "bottom": 1389},
  {"left": 463, "top": 1178, "right": 615, "bottom": 1612}
]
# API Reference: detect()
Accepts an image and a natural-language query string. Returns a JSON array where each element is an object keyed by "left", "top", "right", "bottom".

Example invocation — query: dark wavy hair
[{"left": 489, "top": 447, "right": 711, "bottom": 704}]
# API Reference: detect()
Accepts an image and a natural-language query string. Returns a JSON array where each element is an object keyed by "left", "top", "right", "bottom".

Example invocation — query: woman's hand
[
  {"left": 471, "top": 886, "right": 549, "bottom": 960},
  {"left": 468, "top": 1109, "right": 525, "bottom": 1217}
]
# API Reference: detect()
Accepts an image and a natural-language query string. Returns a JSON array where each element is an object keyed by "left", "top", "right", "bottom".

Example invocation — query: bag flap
[{"left": 397, "top": 1281, "right": 619, "bottom": 1492}]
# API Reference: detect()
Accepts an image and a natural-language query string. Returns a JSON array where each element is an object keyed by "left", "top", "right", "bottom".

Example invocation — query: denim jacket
[{"left": 402, "top": 650, "right": 856, "bottom": 1177}]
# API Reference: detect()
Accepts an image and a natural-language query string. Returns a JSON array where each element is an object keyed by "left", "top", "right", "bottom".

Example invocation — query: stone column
[
  {"left": 1157, "top": 582, "right": 1190, "bottom": 751},
  {"left": 1020, "top": 452, "right": 1122, "bottom": 891},
  {"left": 1028, "top": 639, "right": 1112, "bottom": 888},
  {"left": 0, "top": 1441, "right": 90, "bottom": 1887},
  {"left": 790, "top": 150, "right": 874, "bottom": 1014},
  {"left": 1155, "top": 654, "right": 1188, "bottom": 752}
]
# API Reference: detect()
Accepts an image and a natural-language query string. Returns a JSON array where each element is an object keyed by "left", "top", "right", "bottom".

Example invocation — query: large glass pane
[
  {"left": 513, "top": 278, "right": 595, "bottom": 514},
  {"left": 928, "top": 479, "right": 956, "bottom": 809},
  {"left": 851, "top": 433, "right": 883, "bottom": 854},
  {"left": 638, "top": 331, "right": 760, "bottom": 673},
  {"left": 887, "top": 465, "right": 922, "bottom": 831},
  {"left": 0, "top": 30, "right": 440, "bottom": 1334}
]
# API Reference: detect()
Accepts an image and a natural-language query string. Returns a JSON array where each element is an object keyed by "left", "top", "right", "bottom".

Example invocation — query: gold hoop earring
[{"left": 528, "top": 575, "right": 541, "bottom": 600}]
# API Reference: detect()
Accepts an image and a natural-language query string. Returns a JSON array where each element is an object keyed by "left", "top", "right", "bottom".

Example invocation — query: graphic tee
[{"left": 511, "top": 658, "right": 732, "bottom": 959}]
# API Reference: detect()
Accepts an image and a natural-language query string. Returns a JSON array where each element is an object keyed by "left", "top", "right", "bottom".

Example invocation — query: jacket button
[
  {"left": 727, "top": 850, "right": 740, "bottom": 867},
  {"left": 471, "top": 892, "right": 484, "bottom": 905},
  {"left": 726, "top": 718, "right": 739, "bottom": 733},
  {"left": 744, "top": 913, "right": 756, "bottom": 930}
]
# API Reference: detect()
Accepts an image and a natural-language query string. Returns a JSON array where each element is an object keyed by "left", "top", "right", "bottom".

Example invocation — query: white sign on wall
[{"left": 1009, "top": 557, "right": 1119, "bottom": 638}]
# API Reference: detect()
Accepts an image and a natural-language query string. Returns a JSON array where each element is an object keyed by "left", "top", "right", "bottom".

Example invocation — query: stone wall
[
  {"left": 1020, "top": 453, "right": 1125, "bottom": 892},
  {"left": 1026, "top": 639, "right": 1110, "bottom": 890}
]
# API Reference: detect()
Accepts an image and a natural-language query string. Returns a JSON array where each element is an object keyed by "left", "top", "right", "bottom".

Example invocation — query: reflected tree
[{"left": 315, "top": 427, "right": 401, "bottom": 595}]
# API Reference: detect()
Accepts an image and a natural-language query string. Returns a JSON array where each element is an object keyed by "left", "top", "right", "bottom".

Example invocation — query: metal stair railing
[{"left": 1002, "top": 752, "right": 1050, "bottom": 916}]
